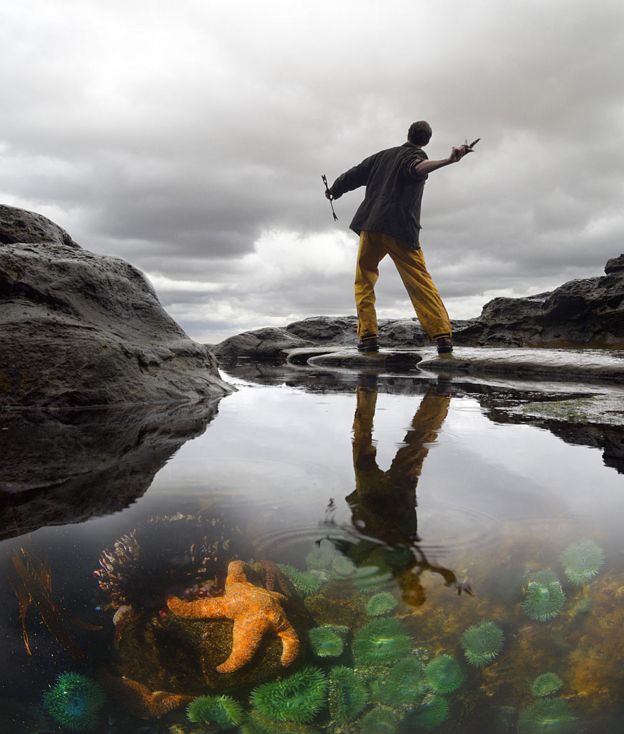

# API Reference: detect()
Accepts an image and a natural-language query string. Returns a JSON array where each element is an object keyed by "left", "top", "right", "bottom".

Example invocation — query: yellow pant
[{"left": 355, "top": 231, "right": 452, "bottom": 339}]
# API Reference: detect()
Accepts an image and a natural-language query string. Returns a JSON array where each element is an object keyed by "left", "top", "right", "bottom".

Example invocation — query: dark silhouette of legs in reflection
[{"left": 339, "top": 377, "right": 470, "bottom": 607}]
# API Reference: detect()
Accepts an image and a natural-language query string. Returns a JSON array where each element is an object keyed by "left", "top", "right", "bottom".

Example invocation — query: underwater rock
[
  {"left": 0, "top": 204, "right": 231, "bottom": 407},
  {"left": 250, "top": 667, "right": 327, "bottom": 723},
  {"left": 98, "top": 671, "right": 191, "bottom": 720}
]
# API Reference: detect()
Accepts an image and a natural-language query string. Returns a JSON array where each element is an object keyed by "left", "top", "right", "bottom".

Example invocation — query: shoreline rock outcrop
[
  {"left": 214, "top": 256, "right": 624, "bottom": 360},
  {"left": 0, "top": 205, "right": 231, "bottom": 408}
]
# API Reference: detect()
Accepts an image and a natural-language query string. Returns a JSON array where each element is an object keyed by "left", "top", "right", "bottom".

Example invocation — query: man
[{"left": 326, "top": 121, "right": 472, "bottom": 355}]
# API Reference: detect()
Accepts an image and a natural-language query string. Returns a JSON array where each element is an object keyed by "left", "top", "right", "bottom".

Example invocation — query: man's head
[{"left": 407, "top": 121, "right": 432, "bottom": 146}]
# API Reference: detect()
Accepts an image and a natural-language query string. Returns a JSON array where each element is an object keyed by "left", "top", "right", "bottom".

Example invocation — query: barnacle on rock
[
  {"left": 424, "top": 654, "right": 466, "bottom": 694},
  {"left": 460, "top": 621, "right": 504, "bottom": 667},
  {"left": 250, "top": 667, "right": 327, "bottom": 723},
  {"left": 43, "top": 672, "right": 105, "bottom": 732},
  {"left": 353, "top": 618, "right": 412, "bottom": 666},
  {"left": 523, "top": 570, "right": 566, "bottom": 622},
  {"left": 561, "top": 540, "right": 605, "bottom": 586}
]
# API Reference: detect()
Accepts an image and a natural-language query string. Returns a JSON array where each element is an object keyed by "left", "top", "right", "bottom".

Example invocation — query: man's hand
[
  {"left": 325, "top": 190, "right": 333, "bottom": 200},
  {"left": 448, "top": 144, "right": 472, "bottom": 163}
]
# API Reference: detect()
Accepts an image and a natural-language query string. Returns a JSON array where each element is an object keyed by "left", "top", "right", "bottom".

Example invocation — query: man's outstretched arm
[
  {"left": 410, "top": 144, "right": 471, "bottom": 177},
  {"left": 327, "top": 153, "right": 377, "bottom": 200}
]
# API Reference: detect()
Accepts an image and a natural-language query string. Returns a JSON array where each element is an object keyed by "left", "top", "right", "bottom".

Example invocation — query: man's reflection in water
[{"left": 334, "top": 376, "right": 470, "bottom": 608}]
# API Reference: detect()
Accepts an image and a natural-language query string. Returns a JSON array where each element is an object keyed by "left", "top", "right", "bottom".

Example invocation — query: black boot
[{"left": 357, "top": 335, "right": 379, "bottom": 353}]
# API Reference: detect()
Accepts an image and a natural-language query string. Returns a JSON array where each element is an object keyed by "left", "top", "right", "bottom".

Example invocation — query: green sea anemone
[
  {"left": 366, "top": 591, "right": 398, "bottom": 616},
  {"left": 460, "top": 621, "right": 504, "bottom": 667},
  {"left": 518, "top": 698, "right": 577, "bottom": 734},
  {"left": 360, "top": 705, "right": 401, "bottom": 734},
  {"left": 250, "top": 667, "right": 327, "bottom": 723},
  {"left": 187, "top": 695, "right": 243, "bottom": 729},
  {"left": 523, "top": 570, "right": 566, "bottom": 622},
  {"left": 278, "top": 564, "right": 323, "bottom": 596},
  {"left": 308, "top": 625, "right": 349, "bottom": 658},
  {"left": 328, "top": 666, "right": 368, "bottom": 725},
  {"left": 373, "top": 656, "right": 428, "bottom": 708},
  {"left": 410, "top": 693, "right": 450, "bottom": 730},
  {"left": 305, "top": 540, "right": 336, "bottom": 570},
  {"left": 424, "top": 655, "right": 466, "bottom": 694},
  {"left": 561, "top": 540, "right": 605, "bottom": 585},
  {"left": 353, "top": 618, "right": 412, "bottom": 666},
  {"left": 43, "top": 672, "right": 105, "bottom": 732},
  {"left": 331, "top": 554, "right": 357, "bottom": 578},
  {"left": 531, "top": 673, "right": 564, "bottom": 698}
]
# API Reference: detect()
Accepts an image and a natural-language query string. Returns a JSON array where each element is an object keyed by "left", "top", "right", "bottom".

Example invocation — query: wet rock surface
[{"left": 0, "top": 204, "right": 231, "bottom": 408}]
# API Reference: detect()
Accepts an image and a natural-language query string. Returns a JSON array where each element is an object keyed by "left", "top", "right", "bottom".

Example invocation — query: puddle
[{"left": 1, "top": 367, "right": 623, "bottom": 733}]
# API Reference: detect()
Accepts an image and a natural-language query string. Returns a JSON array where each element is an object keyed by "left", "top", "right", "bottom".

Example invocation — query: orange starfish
[
  {"left": 167, "top": 560, "right": 300, "bottom": 673},
  {"left": 98, "top": 671, "right": 191, "bottom": 719}
]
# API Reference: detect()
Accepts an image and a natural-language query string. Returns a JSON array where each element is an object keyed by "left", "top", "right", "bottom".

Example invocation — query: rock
[
  {"left": 214, "top": 255, "right": 624, "bottom": 358},
  {"left": 605, "top": 254, "right": 624, "bottom": 274},
  {"left": 0, "top": 204, "right": 230, "bottom": 407},
  {"left": 214, "top": 326, "right": 312, "bottom": 361},
  {"left": 0, "top": 400, "right": 223, "bottom": 539}
]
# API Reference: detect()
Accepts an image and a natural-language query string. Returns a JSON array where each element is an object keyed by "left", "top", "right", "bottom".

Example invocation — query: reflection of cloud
[{"left": 1, "top": 1, "right": 623, "bottom": 340}]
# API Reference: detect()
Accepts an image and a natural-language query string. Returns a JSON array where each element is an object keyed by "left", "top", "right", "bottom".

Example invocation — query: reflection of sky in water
[{"left": 138, "top": 383, "right": 624, "bottom": 551}]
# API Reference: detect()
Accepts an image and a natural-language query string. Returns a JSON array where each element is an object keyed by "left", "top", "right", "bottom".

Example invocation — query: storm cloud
[{"left": 1, "top": 0, "right": 623, "bottom": 341}]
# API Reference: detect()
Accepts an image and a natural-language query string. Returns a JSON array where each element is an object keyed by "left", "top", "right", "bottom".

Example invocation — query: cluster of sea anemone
[
  {"left": 560, "top": 540, "right": 605, "bottom": 586},
  {"left": 408, "top": 692, "right": 450, "bottom": 731},
  {"left": 523, "top": 570, "right": 566, "bottom": 622},
  {"left": 372, "top": 656, "right": 428, "bottom": 709},
  {"left": 187, "top": 694, "right": 243, "bottom": 730},
  {"left": 460, "top": 620, "right": 504, "bottom": 667},
  {"left": 43, "top": 672, "right": 105, "bottom": 732}
]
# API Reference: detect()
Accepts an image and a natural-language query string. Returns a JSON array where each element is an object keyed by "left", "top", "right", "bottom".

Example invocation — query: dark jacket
[{"left": 329, "top": 142, "right": 428, "bottom": 250}]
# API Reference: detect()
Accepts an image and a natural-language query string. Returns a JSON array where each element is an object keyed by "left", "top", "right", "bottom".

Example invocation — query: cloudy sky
[{"left": 1, "top": 0, "right": 623, "bottom": 342}]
